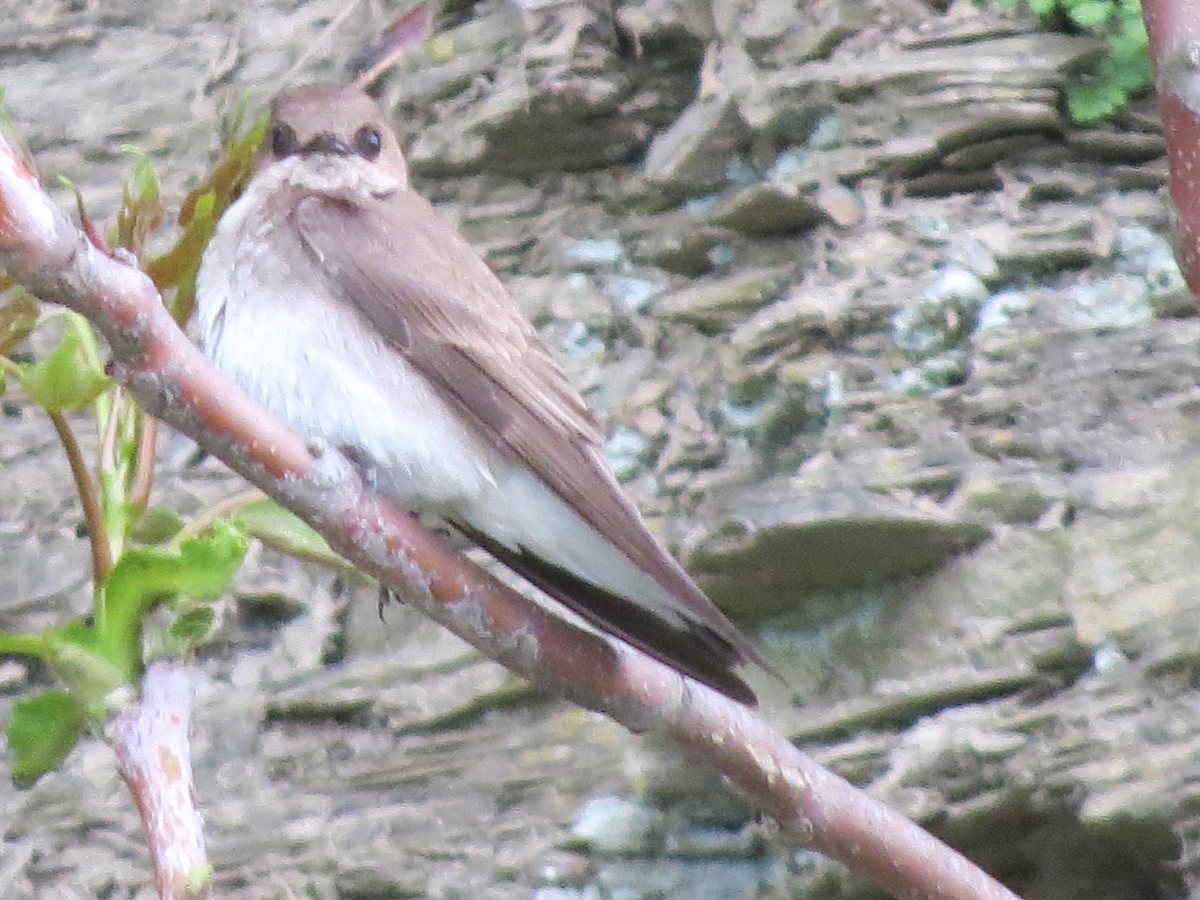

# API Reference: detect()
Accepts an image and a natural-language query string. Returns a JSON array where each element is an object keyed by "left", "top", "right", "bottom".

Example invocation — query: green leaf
[
  {"left": 114, "top": 147, "right": 164, "bottom": 257},
  {"left": 99, "top": 522, "right": 247, "bottom": 676},
  {"left": 1067, "top": 79, "right": 1128, "bottom": 124},
  {"left": 186, "top": 865, "right": 214, "bottom": 896},
  {"left": 1066, "top": 0, "right": 1113, "bottom": 29},
  {"left": 231, "top": 497, "right": 352, "bottom": 572},
  {"left": 18, "top": 313, "right": 109, "bottom": 412},
  {"left": 144, "top": 103, "right": 267, "bottom": 324},
  {"left": 7, "top": 691, "right": 85, "bottom": 787},
  {"left": 176, "top": 106, "right": 268, "bottom": 229},
  {"left": 129, "top": 149, "right": 160, "bottom": 202},
  {"left": 1115, "top": 7, "right": 1149, "bottom": 47},
  {"left": 165, "top": 606, "right": 216, "bottom": 655},
  {"left": 131, "top": 506, "right": 186, "bottom": 545},
  {"left": 145, "top": 190, "right": 218, "bottom": 324},
  {"left": 0, "top": 631, "right": 52, "bottom": 661},
  {"left": 44, "top": 621, "right": 127, "bottom": 712},
  {"left": 1102, "top": 48, "right": 1152, "bottom": 93},
  {"left": 145, "top": 190, "right": 216, "bottom": 293},
  {"left": 1019, "top": 0, "right": 1152, "bottom": 123}
]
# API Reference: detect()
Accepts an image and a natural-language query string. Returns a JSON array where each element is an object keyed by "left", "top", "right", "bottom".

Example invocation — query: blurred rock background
[{"left": 1, "top": 0, "right": 1196, "bottom": 897}]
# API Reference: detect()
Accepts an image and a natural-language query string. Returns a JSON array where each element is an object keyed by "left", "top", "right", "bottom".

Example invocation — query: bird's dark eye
[
  {"left": 353, "top": 125, "right": 382, "bottom": 161},
  {"left": 270, "top": 123, "right": 299, "bottom": 159}
]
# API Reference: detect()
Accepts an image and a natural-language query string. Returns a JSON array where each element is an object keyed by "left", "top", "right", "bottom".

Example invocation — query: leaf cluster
[
  {"left": 993, "top": 0, "right": 1151, "bottom": 123},
  {"left": 0, "top": 97, "right": 345, "bottom": 787}
]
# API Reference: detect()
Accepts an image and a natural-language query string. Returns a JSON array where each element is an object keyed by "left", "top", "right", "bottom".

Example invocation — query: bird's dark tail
[{"left": 452, "top": 520, "right": 758, "bottom": 706}]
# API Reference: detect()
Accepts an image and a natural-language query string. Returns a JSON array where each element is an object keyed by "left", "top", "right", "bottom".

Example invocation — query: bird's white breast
[{"left": 195, "top": 173, "right": 502, "bottom": 514}]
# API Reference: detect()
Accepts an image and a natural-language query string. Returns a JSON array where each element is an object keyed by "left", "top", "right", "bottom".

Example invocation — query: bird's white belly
[{"left": 196, "top": 200, "right": 501, "bottom": 514}]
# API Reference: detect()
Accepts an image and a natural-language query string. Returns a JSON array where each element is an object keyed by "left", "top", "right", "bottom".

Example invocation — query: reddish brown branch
[
  {"left": 47, "top": 408, "right": 111, "bottom": 584},
  {"left": 0, "top": 131, "right": 1021, "bottom": 900},
  {"left": 1143, "top": 0, "right": 1200, "bottom": 300}
]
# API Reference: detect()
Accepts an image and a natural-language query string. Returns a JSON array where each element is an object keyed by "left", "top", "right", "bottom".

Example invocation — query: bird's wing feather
[{"left": 286, "top": 187, "right": 765, "bottom": 698}]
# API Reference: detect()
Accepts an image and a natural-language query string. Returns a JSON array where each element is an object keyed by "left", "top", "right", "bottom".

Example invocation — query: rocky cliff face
[{"left": 0, "top": 1, "right": 1195, "bottom": 898}]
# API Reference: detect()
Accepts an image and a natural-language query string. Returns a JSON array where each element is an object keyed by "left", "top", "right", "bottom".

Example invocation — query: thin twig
[
  {"left": 349, "top": 3, "right": 434, "bottom": 89},
  {"left": 127, "top": 414, "right": 159, "bottom": 513},
  {"left": 98, "top": 386, "right": 120, "bottom": 462},
  {"left": 47, "top": 409, "right": 111, "bottom": 584},
  {"left": 174, "top": 487, "right": 263, "bottom": 542}
]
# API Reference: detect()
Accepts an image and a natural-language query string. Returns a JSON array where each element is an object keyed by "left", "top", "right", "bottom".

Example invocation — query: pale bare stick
[{"left": 108, "top": 662, "right": 210, "bottom": 900}]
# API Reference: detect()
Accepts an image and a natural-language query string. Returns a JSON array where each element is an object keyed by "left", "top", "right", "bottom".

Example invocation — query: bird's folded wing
[{"left": 286, "top": 188, "right": 765, "bottom": 699}]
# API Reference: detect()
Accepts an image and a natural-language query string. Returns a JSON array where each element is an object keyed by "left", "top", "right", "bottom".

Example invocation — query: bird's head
[{"left": 260, "top": 82, "right": 409, "bottom": 192}]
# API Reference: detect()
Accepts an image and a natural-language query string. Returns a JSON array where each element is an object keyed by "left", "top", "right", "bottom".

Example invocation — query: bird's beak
[{"left": 302, "top": 132, "right": 353, "bottom": 156}]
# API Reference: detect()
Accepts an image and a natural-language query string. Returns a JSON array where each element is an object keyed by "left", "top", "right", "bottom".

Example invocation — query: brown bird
[{"left": 196, "top": 82, "right": 766, "bottom": 704}]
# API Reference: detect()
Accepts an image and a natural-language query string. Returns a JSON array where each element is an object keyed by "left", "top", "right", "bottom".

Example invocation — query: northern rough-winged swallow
[{"left": 196, "top": 83, "right": 766, "bottom": 704}]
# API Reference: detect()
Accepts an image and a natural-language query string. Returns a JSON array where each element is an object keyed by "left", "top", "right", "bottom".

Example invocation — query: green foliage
[
  {"left": 147, "top": 97, "right": 268, "bottom": 324},
  {"left": 6, "top": 692, "right": 85, "bottom": 789},
  {"left": 113, "top": 147, "right": 164, "bottom": 257},
  {"left": 166, "top": 607, "right": 217, "bottom": 655},
  {"left": 993, "top": 0, "right": 1151, "bottom": 123},
  {"left": 130, "top": 505, "right": 186, "bottom": 544},
  {"left": 15, "top": 311, "right": 110, "bottom": 411},
  {"left": 231, "top": 496, "right": 356, "bottom": 573},
  {"left": 100, "top": 523, "right": 248, "bottom": 681},
  {"left": 0, "top": 526, "right": 247, "bottom": 785},
  {"left": 0, "top": 99, "right": 343, "bottom": 787},
  {"left": 1065, "top": 2, "right": 1151, "bottom": 124}
]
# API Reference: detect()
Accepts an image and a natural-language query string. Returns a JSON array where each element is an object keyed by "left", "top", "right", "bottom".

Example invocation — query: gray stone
[
  {"left": 973, "top": 211, "right": 1100, "bottom": 277},
  {"left": 614, "top": 0, "right": 715, "bottom": 56},
  {"left": 601, "top": 275, "right": 664, "bottom": 313},
  {"left": 1113, "top": 225, "right": 1194, "bottom": 318},
  {"left": 631, "top": 215, "right": 735, "bottom": 276},
  {"left": 975, "top": 289, "right": 1034, "bottom": 333},
  {"left": 744, "top": 0, "right": 868, "bottom": 67},
  {"left": 335, "top": 865, "right": 425, "bottom": 898},
  {"left": 892, "top": 351, "right": 972, "bottom": 394},
  {"left": 408, "top": 72, "right": 647, "bottom": 176},
  {"left": 653, "top": 268, "right": 787, "bottom": 331},
  {"left": 401, "top": 4, "right": 657, "bottom": 177},
  {"left": 643, "top": 96, "right": 749, "bottom": 199},
  {"left": 686, "top": 470, "right": 991, "bottom": 619},
  {"left": 947, "top": 234, "right": 1001, "bottom": 284},
  {"left": 1066, "top": 276, "right": 1155, "bottom": 329},
  {"left": 729, "top": 284, "right": 855, "bottom": 362},
  {"left": 1066, "top": 128, "right": 1167, "bottom": 164},
  {"left": 606, "top": 426, "right": 656, "bottom": 482},
  {"left": 893, "top": 266, "right": 989, "bottom": 359},
  {"left": 709, "top": 182, "right": 825, "bottom": 236},
  {"left": 958, "top": 474, "right": 1056, "bottom": 525},
  {"left": 561, "top": 238, "right": 625, "bottom": 270},
  {"left": 570, "top": 798, "right": 664, "bottom": 856}
]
